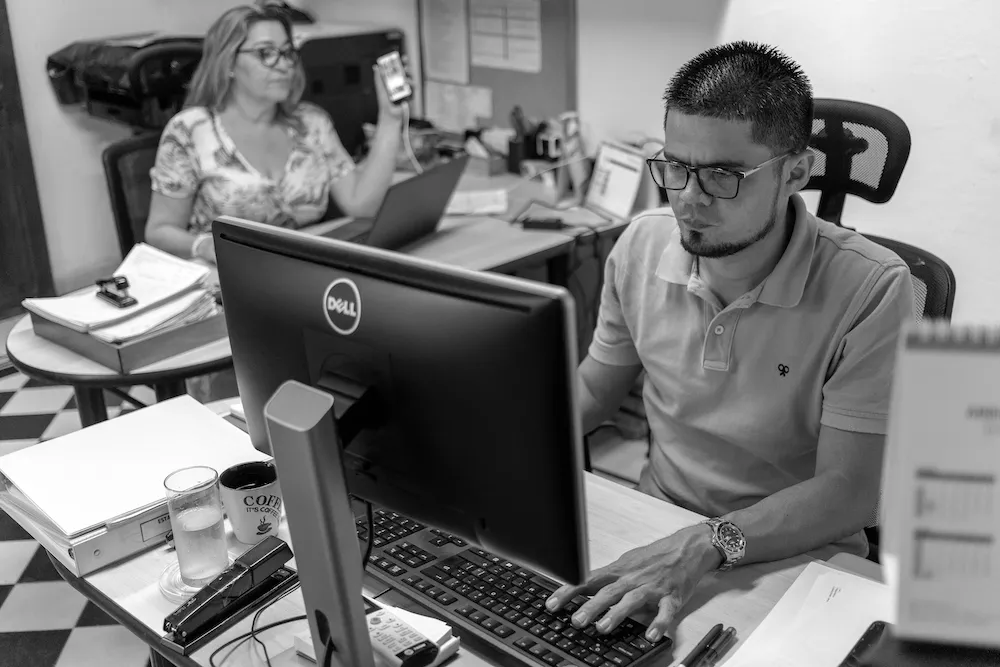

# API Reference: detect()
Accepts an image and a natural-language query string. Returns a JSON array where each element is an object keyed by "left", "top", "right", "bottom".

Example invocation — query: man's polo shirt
[{"left": 589, "top": 194, "right": 913, "bottom": 554}]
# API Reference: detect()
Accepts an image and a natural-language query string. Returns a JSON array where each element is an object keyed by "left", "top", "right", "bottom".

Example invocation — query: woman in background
[{"left": 146, "top": 3, "right": 404, "bottom": 263}]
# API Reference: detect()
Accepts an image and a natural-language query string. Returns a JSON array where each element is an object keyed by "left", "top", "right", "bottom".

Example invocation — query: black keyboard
[{"left": 356, "top": 508, "right": 672, "bottom": 667}]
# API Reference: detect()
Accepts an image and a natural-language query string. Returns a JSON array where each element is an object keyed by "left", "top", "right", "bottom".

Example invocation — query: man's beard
[{"left": 680, "top": 188, "right": 782, "bottom": 258}]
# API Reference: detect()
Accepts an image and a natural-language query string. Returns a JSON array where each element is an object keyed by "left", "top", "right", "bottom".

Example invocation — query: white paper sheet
[
  {"left": 0, "top": 396, "right": 270, "bottom": 537},
  {"left": 22, "top": 244, "right": 209, "bottom": 332},
  {"left": 470, "top": 0, "right": 541, "bottom": 73},
  {"left": 723, "top": 564, "right": 891, "bottom": 667},
  {"left": 421, "top": 0, "right": 470, "bottom": 84},
  {"left": 424, "top": 80, "right": 494, "bottom": 132}
]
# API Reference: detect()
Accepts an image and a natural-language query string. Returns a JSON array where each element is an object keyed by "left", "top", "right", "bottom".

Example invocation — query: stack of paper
[
  {"left": 722, "top": 562, "right": 892, "bottom": 666},
  {"left": 294, "top": 597, "right": 460, "bottom": 666},
  {"left": 90, "top": 288, "right": 219, "bottom": 344},
  {"left": 22, "top": 244, "right": 211, "bottom": 334},
  {"left": 0, "top": 396, "right": 271, "bottom": 575}
]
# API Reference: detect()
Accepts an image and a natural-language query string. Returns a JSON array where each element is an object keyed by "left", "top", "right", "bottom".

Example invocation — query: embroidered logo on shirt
[{"left": 777, "top": 364, "right": 790, "bottom": 377}]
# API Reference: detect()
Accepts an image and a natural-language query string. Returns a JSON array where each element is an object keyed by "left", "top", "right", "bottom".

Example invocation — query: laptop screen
[{"left": 584, "top": 142, "right": 646, "bottom": 222}]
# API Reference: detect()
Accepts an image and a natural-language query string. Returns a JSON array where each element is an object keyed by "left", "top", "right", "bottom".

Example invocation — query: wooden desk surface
[
  {"left": 4, "top": 315, "right": 232, "bottom": 384},
  {"left": 75, "top": 470, "right": 850, "bottom": 667}
]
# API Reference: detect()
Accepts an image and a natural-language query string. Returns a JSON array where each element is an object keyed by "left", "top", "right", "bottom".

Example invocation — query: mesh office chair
[
  {"left": 102, "top": 131, "right": 162, "bottom": 258},
  {"left": 101, "top": 131, "right": 186, "bottom": 411},
  {"left": 807, "top": 99, "right": 957, "bottom": 561},
  {"left": 806, "top": 98, "right": 956, "bottom": 321}
]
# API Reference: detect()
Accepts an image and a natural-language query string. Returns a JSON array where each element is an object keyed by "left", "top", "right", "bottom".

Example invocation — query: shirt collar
[{"left": 653, "top": 194, "right": 818, "bottom": 309}]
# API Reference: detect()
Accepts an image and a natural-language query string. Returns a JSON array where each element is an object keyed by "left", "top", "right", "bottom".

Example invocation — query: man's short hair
[{"left": 664, "top": 41, "right": 813, "bottom": 155}]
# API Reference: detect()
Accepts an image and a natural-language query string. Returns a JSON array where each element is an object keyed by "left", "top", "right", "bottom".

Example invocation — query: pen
[
  {"left": 690, "top": 626, "right": 736, "bottom": 667},
  {"left": 677, "top": 623, "right": 723, "bottom": 667}
]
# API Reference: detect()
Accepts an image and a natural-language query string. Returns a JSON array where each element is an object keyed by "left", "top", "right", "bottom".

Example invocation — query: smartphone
[{"left": 376, "top": 51, "right": 412, "bottom": 104}]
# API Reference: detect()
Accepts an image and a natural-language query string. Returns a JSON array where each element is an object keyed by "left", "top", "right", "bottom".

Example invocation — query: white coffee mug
[{"left": 219, "top": 461, "right": 282, "bottom": 544}]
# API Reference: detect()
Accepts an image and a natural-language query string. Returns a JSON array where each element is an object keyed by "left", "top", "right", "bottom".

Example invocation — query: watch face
[{"left": 717, "top": 523, "right": 745, "bottom": 553}]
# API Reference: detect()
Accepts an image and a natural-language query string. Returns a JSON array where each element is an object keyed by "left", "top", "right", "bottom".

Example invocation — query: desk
[
  {"left": 4, "top": 316, "right": 233, "bottom": 426},
  {"left": 48, "top": 464, "right": 870, "bottom": 667}
]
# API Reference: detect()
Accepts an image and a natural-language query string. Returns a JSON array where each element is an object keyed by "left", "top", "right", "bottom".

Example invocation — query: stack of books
[{"left": 22, "top": 244, "right": 226, "bottom": 372}]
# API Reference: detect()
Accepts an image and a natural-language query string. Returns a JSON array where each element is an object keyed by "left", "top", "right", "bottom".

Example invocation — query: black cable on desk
[
  {"left": 207, "top": 613, "right": 307, "bottom": 667},
  {"left": 361, "top": 500, "right": 375, "bottom": 574}
]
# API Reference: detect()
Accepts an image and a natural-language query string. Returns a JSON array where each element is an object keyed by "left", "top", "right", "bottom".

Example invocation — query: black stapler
[
  {"left": 95, "top": 275, "right": 137, "bottom": 308},
  {"left": 163, "top": 536, "right": 296, "bottom": 648}
]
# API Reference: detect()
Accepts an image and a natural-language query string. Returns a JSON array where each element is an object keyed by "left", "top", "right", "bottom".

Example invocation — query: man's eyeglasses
[
  {"left": 237, "top": 45, "right": 300, "bottom": 68},
  {"left": 646, "top": 150, "right": 796, "bottom": 200}
]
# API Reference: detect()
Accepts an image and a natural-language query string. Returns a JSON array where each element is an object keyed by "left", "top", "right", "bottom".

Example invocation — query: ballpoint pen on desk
[
  {"left": 691, "top": 626, "right": 737, "bottom": 667},
  {"left": 677, "top": 623, "right": 723, "bottom": 667}
]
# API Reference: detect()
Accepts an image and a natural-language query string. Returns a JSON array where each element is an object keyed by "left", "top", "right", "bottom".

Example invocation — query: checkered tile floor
[{"left": 0, "top": 367, "right": 156, "bottom": 667}]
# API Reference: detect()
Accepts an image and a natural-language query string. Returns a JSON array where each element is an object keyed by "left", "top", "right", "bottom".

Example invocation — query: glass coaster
[{"left": 159, "top": 559, "right": 232, "bottom": 605}]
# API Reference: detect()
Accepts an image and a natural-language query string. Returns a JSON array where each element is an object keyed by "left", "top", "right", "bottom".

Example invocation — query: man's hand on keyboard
[{"left": 543, "top": 524, "right": 722, "bottom": 643}]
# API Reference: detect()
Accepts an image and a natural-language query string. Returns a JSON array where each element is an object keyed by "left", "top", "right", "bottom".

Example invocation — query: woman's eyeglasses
[{"left": 238, "top": 45, "right": 300, "bottom": 69}]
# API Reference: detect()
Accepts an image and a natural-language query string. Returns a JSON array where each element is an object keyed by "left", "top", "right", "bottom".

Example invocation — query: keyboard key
[
  {"left": 414, "top": 580, "right": 432, "bottom": 593},
  {"left": 401, "top": 576, "right": 421, "bottom": 587},
  {"left": 437, "top": 593, "right": 457, "bottom": 605},
  {"left": 492, "top": 624, "right": 515, "bottom": 638},
  {"left": 529, "top": 643, "right": 548, "bottom": 657},
  {"left": 629, "top": 637, "right": 653, "bottom": 652},
  {"left": 514, "top": 637, "right": 536, "bottom": 651},
  {"left": 469, "top": 611, "right": 488, "bottom": 624},
  {"left": 386, "top": 565, "right": 405, "bottom": 576},
  {"left": 613, "top": 642, "right": 641, "bottom": 660},
  {"left": 570, "top": 645, "right": 589, "bottom": 659},
  {"left": 542, "top": 630, "right": 561, "bottom": 644},
  {"left": 516, "top": 617, "right": 535, "bottom": 629},
  {"left": 556, "top": 638, "right": 575, "bottom": 651},
  {"left": 423, "top": 567, "right": 449, "bottom": 583},
  {"left": 529, "top": 624, "right": 547, "bottom": 637},
  {"left": 456, "top": 605, "right": 476, "bottom": 617},
  {"left": 540, "top": 654, "right": 562, "bottom": 666},
  {"left": 602, "top": 650, "right": 631, "bottom": 666},
  {"left": 503, "top": 609, "right": 522, "bottom": 623},
  {"left": 584, "top": 654, "right": 604, "bottom": 666},
  {"left": 481, "top": 618, "right": 500, "bottom": 630}
]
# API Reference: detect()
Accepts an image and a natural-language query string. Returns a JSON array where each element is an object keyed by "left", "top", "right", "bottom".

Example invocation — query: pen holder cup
[{"left": 507, "top": 138, "right": 526, "bottom": 174}]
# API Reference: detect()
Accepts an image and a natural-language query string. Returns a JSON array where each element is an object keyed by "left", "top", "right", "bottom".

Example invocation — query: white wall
[
  {"left": 7, "top": 0, "right": 419, "bottom": 295},
  {"left": 577, "top": 0, "right": 1000, "bottom": 323}
]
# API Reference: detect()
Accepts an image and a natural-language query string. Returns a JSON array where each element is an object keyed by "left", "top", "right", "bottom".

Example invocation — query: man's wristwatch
[{"left": 702, "top": 518, "right": 746, "bottom": 571}]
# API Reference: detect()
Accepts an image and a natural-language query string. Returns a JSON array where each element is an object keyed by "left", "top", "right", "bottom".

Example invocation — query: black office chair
[
  {"left": 805, "top": 98, "right": 957, "bottom": 321},
  {"left": 100, "top": 131, "right": 169, "bottom": 411},
  {"left": 807, "top": 99, "right": 957, "bottom": 561},
  {"left": 102, "top": 131, "right": 162, "bottom": 258}
]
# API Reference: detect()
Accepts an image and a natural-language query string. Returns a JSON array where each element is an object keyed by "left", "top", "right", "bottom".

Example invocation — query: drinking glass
[{"left": 164, "top": 466, "right": 229, "bottom": 587}]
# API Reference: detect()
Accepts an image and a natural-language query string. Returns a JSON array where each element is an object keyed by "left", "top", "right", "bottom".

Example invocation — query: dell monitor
[{"left": 214, "top": 216, "right": 589, "bottom": 665}]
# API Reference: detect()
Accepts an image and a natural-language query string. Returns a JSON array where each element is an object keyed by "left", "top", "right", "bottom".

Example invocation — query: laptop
[
  {"left": 515, "top": 141, "right": 646, "bottom": 228},
  {"left": 322, "top": 155, "right": 470, "bottom": 250}
]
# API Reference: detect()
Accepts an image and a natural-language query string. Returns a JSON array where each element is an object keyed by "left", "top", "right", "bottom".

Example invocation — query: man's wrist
[{"left": 691, "top": 523, "right": 724, "bottom": 572}]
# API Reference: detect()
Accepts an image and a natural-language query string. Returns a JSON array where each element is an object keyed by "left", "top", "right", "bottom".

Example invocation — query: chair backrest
[
  {"left": 102, "top": 132, "right": 162, "bottom": 258},
  {"left": 806, "top": 99, "right": 911, "bottom": 226},
  {"left": 864, "top": 233, "right": 956, "bottom": 322}
]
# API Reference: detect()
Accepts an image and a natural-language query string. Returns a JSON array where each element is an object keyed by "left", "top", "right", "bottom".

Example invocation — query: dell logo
[
  {"left": 326, "top": 296, "right": 357, "bottom": 317},
  {"left": 323, "top": 278, "right": 361, "bottom": 335}
]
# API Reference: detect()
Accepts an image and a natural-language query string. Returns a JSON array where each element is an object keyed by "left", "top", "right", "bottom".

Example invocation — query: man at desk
[{"left": 546, "top": 42, "right": 913, "bottom": 642}]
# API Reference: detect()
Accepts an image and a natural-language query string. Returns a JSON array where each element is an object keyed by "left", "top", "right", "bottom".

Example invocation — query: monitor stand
[{"left": 264, "top": 379, "right": 376, "bottom": 667}]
